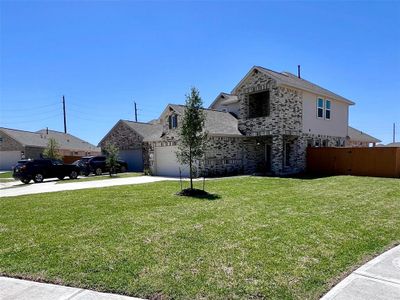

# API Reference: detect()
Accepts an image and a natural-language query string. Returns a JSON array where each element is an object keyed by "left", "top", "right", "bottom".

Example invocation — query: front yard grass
[
  {"left": 0, "top": 176, "right": 399, "bottom": 299},
  {"left": 0, "top": 171, "right": 12, "bottom": 178},
  {"left": 0, "top": 171, "right": 13, "bottom": 182}
]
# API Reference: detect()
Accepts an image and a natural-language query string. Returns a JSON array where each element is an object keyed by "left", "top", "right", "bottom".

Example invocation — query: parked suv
[
  {"left": 78, "top": 156, "right": 128, "bottom": 176},
  {"left": 13, "top": 159, "right": 81, "bottom": 184}
]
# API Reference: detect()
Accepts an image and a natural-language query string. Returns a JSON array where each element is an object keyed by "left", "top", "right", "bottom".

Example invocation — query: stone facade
[
  {"left": 114, "top": 68, "right": 349, "bottom": 177},
  {"left": 99, "top": 121, "right": 143, "bottom": 150},
  {"left": 228, "top": 69, "right": 346, "bottom": 175},
  {"left": 0, "top": 131, "right": 24, "bottom": 151}
]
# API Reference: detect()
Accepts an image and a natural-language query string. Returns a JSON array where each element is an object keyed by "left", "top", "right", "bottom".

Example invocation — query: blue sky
[{"left": 1, "top": 0, "right": 399, "bottom": 145}]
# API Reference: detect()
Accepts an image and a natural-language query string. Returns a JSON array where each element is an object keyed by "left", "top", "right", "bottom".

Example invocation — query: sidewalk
[
  {"left": 0, "top": 175, "right": 176, "bottom": 197},
  {"left": 321, "top": 244, "right": 400, "bottom": 299},
  {"left": 0, "top": 276, "right": 145, "bottom": 300}
]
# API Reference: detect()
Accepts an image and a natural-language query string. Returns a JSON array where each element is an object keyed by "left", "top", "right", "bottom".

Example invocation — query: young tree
[
  {"left": 104, "top": 143, "right": 120, "bottom": 176},
  {"left": 176, "top": 87, "right": 207, "bottom": 190},
  {"left": 43, "top": 138, "right": 62, "bottom": 160}
]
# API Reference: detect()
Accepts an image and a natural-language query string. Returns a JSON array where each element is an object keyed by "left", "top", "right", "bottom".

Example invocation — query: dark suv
[
  {"left": 78, "top": 156, "right": 128, "bottom": 176},
  {"left": 13, "top": 159, "right": 81, "bottom": 184}
]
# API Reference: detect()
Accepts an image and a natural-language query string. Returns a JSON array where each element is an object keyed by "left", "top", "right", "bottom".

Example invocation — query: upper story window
[
  {"left": 248, "top": 91, "right": 270, "bottom": 118},
  {"left": 325, "top": 100, "right": 331, "bottom": 120},
  {"left": 168, "top": 115, "right": 178, "bottom": 129},
  {"left": 317, "top": 98, "right": 324, "bottom": 118},
  {"left": 316, "top": 98, "right": 331, "bottom": 120}
]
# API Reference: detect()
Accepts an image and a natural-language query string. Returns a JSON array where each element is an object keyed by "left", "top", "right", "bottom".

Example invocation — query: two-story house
[{"left": 100, "top": 66, "right": 359, "bottom": 177}]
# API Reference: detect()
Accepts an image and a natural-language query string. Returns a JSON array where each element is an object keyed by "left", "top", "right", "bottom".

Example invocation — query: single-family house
[
  {"left": 0, "top": 127, "right": 100, "bottom": 170},
  {"left": 101, "top": 66, "right": 366, "bottom": 176},
  {"left": 346, "top": 126, "right": 381, "bottom": 147}
]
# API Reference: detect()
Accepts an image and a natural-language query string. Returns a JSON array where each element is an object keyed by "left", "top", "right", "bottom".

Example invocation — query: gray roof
[
  {"left": 0, "top": 127, "right": 100, "bottom": 151},
  {"left": 384, "top": 142, "right": 400, "bottom": 147},
  {"left": 121, "top": 120, "right": 163, "bottom": 138},
  {"left": 167, "top": 104, "right": 242, "bottom": 137},
  {"left": 209, "top": 92, "right": 239, "bottom": 108},
  {"left": 348, "top": 126, "right": 381, "bottom": 143},
  {"left": 232, "top": 66, "right": 355, "bottom": 105}
]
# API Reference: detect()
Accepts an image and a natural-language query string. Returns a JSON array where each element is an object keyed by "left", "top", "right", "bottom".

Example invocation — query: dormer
[{"left": 209, "top": 92, "right": 240, "bottom": 117}]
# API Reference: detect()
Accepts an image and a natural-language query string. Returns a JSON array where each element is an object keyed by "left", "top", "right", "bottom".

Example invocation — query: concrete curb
[
  {"left": 0, "top": 276, "right": 145, "bottom": 300},
  {"left": 321, "top": 244, "right": 400, "bottom": 299}
]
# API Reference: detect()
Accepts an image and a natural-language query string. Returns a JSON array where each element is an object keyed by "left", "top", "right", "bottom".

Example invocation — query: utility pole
[
  {"left": 63, "top": 95, "right": 67, "bottom": 133},
  {"left": 134, "top": 101, "right": 138, "bottom": 122},
  {"left": 394, "top": 123, "right": 396, "bottom": 143}
]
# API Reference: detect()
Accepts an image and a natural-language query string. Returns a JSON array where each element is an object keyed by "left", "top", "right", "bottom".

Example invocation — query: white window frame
[
  {"left": 316, "top": 98, "right": 324, "bottom": 119},
  {"left": 325, "top": 99, "right": 331, "bottom": 120}
]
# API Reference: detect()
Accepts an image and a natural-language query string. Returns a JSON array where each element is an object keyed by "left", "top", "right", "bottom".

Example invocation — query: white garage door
[
  {"left": 119, "top": 149, "right": 143, "bottom": 172},
  {"left": 155, "top": 146, "right": 190, "bottom": 177},
  {"left": 0, "top": 151, "right": 21, "bottom": 171}
]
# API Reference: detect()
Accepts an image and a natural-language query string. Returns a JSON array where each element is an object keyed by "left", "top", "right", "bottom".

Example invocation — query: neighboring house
[
  {"left": 346, "top": 126, "right": 381, "bottom": 147},
  {"left": 98, "top": 120, "right": 162, "bottom": 171},
  {"left": 101, "top": 66, "right": 360, "bottom": 176},
  {"left": 385, "top": 142, "right": 400, "bottom": 147},
  {"left": 0, "top": 127, "right": 100, "bottom": 170}
]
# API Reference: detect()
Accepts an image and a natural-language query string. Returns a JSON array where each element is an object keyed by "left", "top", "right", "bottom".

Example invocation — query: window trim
[
  {"left": 325, "top": 99, "right": 331, "bottom": 120},
  {"left": 316, "top": 97, "right": 324, "bottom": 119}
]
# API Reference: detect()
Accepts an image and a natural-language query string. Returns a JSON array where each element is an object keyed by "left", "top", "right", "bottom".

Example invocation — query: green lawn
[
  {"left": 0, "top": 176, "right": 399, "bottom": 299},
  {"left": 0, "top": 172, "right": 14, "bottom": 183},
  {"left": 56, "top": 172, "right": 142, "bottom": 184},
  {"left": 0, "top": 171, "right": 12, "bottom": 178}
]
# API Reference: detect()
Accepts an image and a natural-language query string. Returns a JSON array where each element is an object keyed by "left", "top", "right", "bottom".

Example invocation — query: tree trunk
[{"left": 189, "top": 145, "right": 193, "bottom": 190}]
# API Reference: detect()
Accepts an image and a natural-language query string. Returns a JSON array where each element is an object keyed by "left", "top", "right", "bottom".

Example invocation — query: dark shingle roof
[
  {"left": 0, "top": 127, "right": 100, "bottom": 151},
  {"left": 167, "top": 104, "right": 242, "bottom": 137}
]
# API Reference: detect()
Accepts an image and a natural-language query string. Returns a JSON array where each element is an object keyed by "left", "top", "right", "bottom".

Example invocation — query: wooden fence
[{"left": 307, "top": 147, "right": 400, "bottom": 178}]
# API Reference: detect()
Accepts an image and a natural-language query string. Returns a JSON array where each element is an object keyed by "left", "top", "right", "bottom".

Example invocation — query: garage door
[
  {"left": 155, "top": 146, "right": 190, "bottom": 177},
  {"left": 0, "top": 151, "right": 21, "bottom": 170},
  {"left": 119, "top": 149, "right": 143, "bottom": 172}
]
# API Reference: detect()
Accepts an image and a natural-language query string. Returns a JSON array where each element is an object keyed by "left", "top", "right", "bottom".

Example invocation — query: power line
[
  {"left": 0, "top": 113, "right": 63, "bottom": 125},
  {"left": 0, "top": 107, "right": 61, "bottom": 119},
  {"left": 0, "top": 102, "right": 59, "bottom": 112}
]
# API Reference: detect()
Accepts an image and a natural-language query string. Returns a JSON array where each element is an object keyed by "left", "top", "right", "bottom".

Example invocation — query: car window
[{"left": 52, "top": 160, "right": 64, "bottom": 165}]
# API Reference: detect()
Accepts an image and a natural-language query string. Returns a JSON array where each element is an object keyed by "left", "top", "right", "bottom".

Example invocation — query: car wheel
[
  {"left": 95, "top": 168, "right": 102, "bottom": 176},
  {"left": 58, "top": 176, "right": 65, "bottom": 180},
  {"left": 21, "top": 178, "right": 31, "bottom": 184},
  {"left": 33, "top": 173, "right": 44, "bottom": 183},
  {"left": 120, "top": 166, "right": 127, "bottom": 173},
  {"left": 69, "top": 170, "right": 78, "bottom": 179}
]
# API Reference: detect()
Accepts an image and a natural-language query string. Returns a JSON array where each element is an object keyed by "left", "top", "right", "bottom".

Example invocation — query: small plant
[
  {"left": 43, "top": 138, "right": 62, "bottom": 160},
  {"left": 143, "top": 167, "right": 152, "bottom": 176},
  {"left": 104, "top": 144, "right": 120, "bottom": 176}
]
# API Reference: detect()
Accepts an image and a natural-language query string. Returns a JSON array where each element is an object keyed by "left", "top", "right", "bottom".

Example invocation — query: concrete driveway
[{"left": 0, "top": 175, "right": 176, "bottom": 197}]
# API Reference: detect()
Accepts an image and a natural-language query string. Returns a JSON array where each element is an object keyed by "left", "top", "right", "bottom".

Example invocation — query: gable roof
[
  {"left": 231, "top": 66, "right": 355, "bottom": 105},
  {"left": 161, "top": 104, "right": 243, "bottom": 137},
  {"left": 121, "top": 120, "right": 163, "bottom": 138},
  {"left": 209, "top": 92, "right": 239, "bottom": 108},
  {"left": 348, "top": 126, "right": 381, "bottom": 143},
  {"left": 98, "top": 120, "right": 163, "bottom": 145},
  {"left": 0, "top": 127, "right": 100, "bottom": 152}
]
